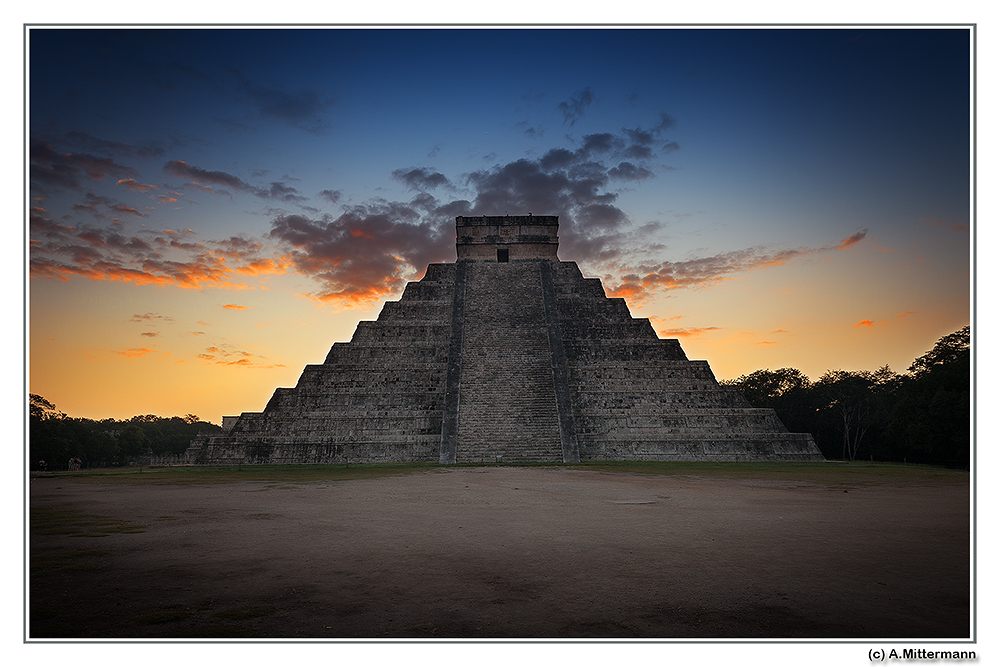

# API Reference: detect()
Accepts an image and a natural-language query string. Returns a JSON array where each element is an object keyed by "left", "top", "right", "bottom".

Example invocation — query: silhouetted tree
[
  {"left": 814, "top": 366, "right": 901, "bottom": 461},
  {"left": 29, "top": 394, "right": 65, "bottom": 421},
  {"left": 28, "top": 395, "right": 223, "bottom": 468},
  {"left": 723, "top": 327, "right": 969, "bottom": 465},
  {"left": 888, "top": 327, "right": 970, "bottom": 466},
  {"left": 117, "top": 424, "right": 150, "bottom": 459},
  {"left": 908, "top": 326, "right": 970, "bottom": 376}
]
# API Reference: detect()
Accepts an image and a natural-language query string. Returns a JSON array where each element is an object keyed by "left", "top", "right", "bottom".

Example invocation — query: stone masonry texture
[{"left": 186, "top": 215, "right": 824, "bottom": 464}]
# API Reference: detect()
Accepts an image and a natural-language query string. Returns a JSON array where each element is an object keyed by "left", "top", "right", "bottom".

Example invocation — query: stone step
[{"left": 454, "top": 261, "right": 563, "bottom": 463}]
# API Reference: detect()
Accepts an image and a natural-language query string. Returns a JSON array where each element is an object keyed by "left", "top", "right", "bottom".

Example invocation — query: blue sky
[{"left": 28, "top": 26, "right": 972, "bottom": 421}]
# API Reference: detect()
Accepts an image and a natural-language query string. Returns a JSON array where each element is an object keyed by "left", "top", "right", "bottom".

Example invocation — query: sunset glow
[{"left": 28, "top": 27, "right": 972, "bottom": 423}]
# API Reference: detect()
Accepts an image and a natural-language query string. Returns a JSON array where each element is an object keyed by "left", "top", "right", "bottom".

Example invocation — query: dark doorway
[{"left": 497, "top": 248, "right": 509, "bottom": 263}]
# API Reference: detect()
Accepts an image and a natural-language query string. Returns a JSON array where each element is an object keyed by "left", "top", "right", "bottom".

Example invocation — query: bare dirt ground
[{"left": 28, "top": 465, "right": 970, "bottom": 639}]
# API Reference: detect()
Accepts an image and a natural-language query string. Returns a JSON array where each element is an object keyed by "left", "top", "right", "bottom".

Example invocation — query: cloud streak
[
  {"left": 163, "top": 160, "right": 307, "bottom": 203},
  {"left": 30, "top": 138, "right": 138, "bottom": 192},
  {"left": 837, "top": 229, "right": 868, "bottom": 249},
  {"left": 557, "top": 88, "right": 595, "bottom": 126},
  {"left": 230, "top": 70, "right": 334, "bottom": 135},
  {"left": 605, "top": 246, "right": 817, "bottom": 302},
  {"left": 29, "top": 208, "right": 287, "bottom": 290}
]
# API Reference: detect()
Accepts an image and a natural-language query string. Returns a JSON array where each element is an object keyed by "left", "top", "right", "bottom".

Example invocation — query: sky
[{"left": 27, "top": 26, "right": 972, "bottom": 423}]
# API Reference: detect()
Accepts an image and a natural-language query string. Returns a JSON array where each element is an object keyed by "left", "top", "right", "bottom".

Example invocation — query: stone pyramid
[{"left": 186, "top": 215, "right": 823, "bottom": 464}]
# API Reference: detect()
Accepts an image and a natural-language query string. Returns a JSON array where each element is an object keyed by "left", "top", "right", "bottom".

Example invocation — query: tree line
[
  {"left": 721, "top": 326, "right": 970, "bottom": 467},
  {"left": 29, "top": 399, "right": 222, "bottom": 470}
]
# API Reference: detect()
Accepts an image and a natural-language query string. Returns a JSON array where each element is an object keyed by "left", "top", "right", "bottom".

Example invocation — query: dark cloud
[
  {"left": 229, "top": 69, "right": 334, "bottom": 135},
  {"left": 837, "top": 229, "right": 868, "bottom": 249},
  {"left": 212, "top": 235, "right": 263, "bottom": 260},
  {"left": 654, "top": 112, "right": 677, "bottom": 132},
  {"left": 164, "top": 160, "right": 307, "bottom": 204},
  {"left": 30, "top": 138, "right": 138, "bottom": 191},
  {"left": 71, "top": 193, "right": 145, "bottom": 220},
  {"left": 60, "top": 130, "right": 166, "bottom": 161},
  {"left": 112, "top": 204, "right": 143, "bottom": 217},
  {"left": 130, "top": 313, "right": 174, "bottom": 323},
  {"left": 264, "top": 181, "right": 307, "bottom": 203},
  {"left": 557, "top": 87, "right": 595, "bottom": 126},
  {"left": 607, "top": 162, "right": 655, "bottom": 182},
  {"left": 318, "top": 189, "right": 342, "bottom": 205},
  {"left": 268, "top": 204, "right": 454, "bottom": 304},
  {"left": 32, "top": 116, "right": 688, "bottom": 305},
  {"left": 163, "top": 160, "right": 254, "bottom": 192},
  {"left": 254, "top": 88, "right": 328, "bottom": 127},
  {"left": 392, "top": 168, "right": 451, "bottom": 191},
  {"left": 576, "top": 203, "right": 628, "bottom": 231},
  {"left": 214, "top": 117, "right": 252, "bottom": 134},
  {"left": 163, "top": 160, "right": 253, "bottom": 192},
  {"left": 623, "top": 127, "right": 656, "bottom": 147},
  {"left": 516, "top": 121, "right": 544, "bottom": 138},
  {"left": 580, "top": 133, "right": 620, "bottom": 155},
  {"left": 539, "top": 148, "right": 577, "bottom": 171}
]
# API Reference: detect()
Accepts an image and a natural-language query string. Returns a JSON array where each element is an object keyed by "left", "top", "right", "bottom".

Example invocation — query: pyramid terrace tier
[{"left": 186, "top": 247, "right": 823, "bottom": 464}]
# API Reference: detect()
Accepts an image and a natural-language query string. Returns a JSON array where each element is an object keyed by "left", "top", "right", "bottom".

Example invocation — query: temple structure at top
[
  {"left": 186, "top": 214, "right": 823, "bottom": 464},
  {"left": 454, "top": 214, "right": 560, "bottom": 261}
]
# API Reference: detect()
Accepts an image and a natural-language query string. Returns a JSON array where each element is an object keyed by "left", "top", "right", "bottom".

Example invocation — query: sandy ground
[{"left": 28, "top": 466, "right": 970, "bottom": 639}]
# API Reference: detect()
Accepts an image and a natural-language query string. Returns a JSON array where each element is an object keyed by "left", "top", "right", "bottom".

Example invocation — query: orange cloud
[
  {"left": 923, "top": 216, "right": 969, "bottom": 232},
  {"left": 30, "top": 259, "right": 174, "bottom": 286},
  {"left": 111, "top": 204, "right": 143, "bottom": 217},
  {"left": 223, "top": 304, "right": 250, "bottom": 310},
  {"left": 130, "top": 313, "right": 173, "bottom": 323},
  {"left": 853, "top": 319, "right": 874, "bottom": 328},
  {"left": 895, "top": 311, "right": 917, "bottom": 318},
  {"left": 304, "top": 281, "right": 404, "bottom": 306},
  {"left": 837, "top": 229, "right": 868, "bottom": 249},
  {"left": 656, "top": 326, "right": 722, "bottom": 338},
  {"left": 30, "top": 216, "right": 244, "bottom": 290},
  {"left": 234, "top": 256, "right": 292, "bottom": 276},
  {"left": 117, "top": 178, "right": 157, "bottom": 192},
  {"left": 118, "top": 347, "right": 156, "bottom": 358},
  {"left": 196, "top": 343, "right": 285, "bottom": 369}
]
